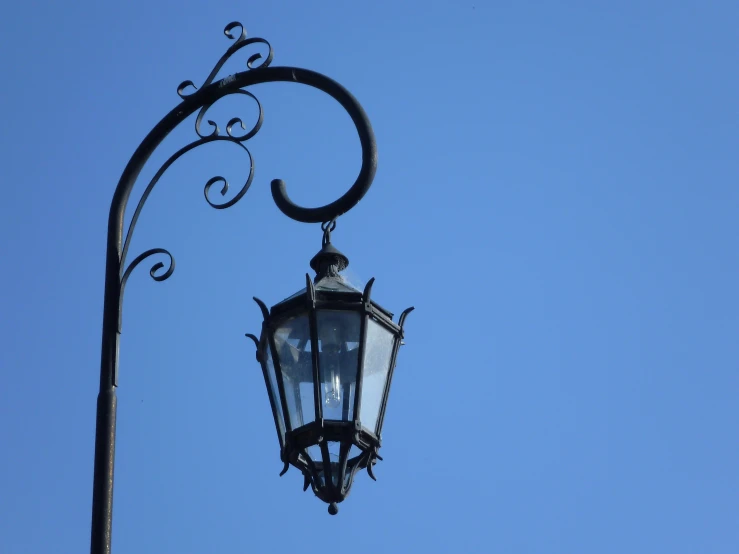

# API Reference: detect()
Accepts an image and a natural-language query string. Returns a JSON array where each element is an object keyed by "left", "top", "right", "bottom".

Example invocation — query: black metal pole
[
  {"left": 90, "top": 23, "right": 376, "bottom": 554},
  {"left": 90, "top": 388, "right": 116, "bottom": 553},
  {"left": 90, "top": 222, "right": 123, "bottom": 554}
]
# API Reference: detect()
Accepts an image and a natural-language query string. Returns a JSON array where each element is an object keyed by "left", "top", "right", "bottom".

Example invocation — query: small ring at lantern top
[
  {"left": 321, "top": 219, "right": 337, "bottom": 232},
  {"left": 321, "top": 218, "right": 337, "bottom": 245}
]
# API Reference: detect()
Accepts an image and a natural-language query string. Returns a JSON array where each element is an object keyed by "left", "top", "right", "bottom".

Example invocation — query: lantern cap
[{"left": 310, "top": 240, "right": 349, "bottom": 281}]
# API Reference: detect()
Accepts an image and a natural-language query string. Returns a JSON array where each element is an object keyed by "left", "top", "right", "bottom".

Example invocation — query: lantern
[{"left": 247, "top": 238, "right": 412, "bottom": 514}]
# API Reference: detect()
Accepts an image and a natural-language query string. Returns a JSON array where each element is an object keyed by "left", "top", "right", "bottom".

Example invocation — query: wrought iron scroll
[
  {"left": 176, "top": 21, "right": 274, "bottom": 98},
  {"left": 118, "top": 23, "right": 272, "bottom": 312},
  {"left": 115, "top": 21, "right": 377, "bottom": 321},
  {"left": 119, "top": 93, "right": 262, "bottom": 273}
]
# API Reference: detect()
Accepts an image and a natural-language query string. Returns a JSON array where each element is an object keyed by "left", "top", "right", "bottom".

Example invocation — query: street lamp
[
  {"left": 247, "top": 222, "right": 412, "bottom": 515},
  {"left": 91, "top": 21, "right": 412, "bottom": 554}
]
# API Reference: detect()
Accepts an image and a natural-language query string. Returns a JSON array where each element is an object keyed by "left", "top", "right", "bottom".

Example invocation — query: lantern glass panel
[
  {"left": 348, "top": 445, "right": 362, "bottom": 461},
  {"left": 306, "top": 445, "right": 322, "bottom": 464},
  {"left": 274, "top": 314, "right": 315, "bottom": 430},
  {"left": 327, "top": 441, "right": 342, "bottom": 486},
  {"left": 264, "top": 341, "right": 285, "bottom": 444},
  {"left": 316, "top": 310, "right": 361, "bottom": 421},
  {"left": 360, "top": 318, "right": 395, "bottom": 434}
]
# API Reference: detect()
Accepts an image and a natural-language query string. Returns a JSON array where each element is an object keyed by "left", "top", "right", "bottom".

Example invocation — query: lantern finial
[
  {"left": 310, "top": 220, "right": 349, "bottom": 281},
  {"left": 310, "top": 242, "right": 349, "bottom": 280}
]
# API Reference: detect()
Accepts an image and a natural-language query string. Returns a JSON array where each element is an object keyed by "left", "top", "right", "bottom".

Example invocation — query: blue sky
[{"left": 1, "top": 1, "right": 737, "bottom": 552}]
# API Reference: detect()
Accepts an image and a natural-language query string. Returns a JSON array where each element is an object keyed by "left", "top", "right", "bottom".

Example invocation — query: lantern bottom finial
[{"left": 328, "top": 502, "right": 339, "bottom": 516}]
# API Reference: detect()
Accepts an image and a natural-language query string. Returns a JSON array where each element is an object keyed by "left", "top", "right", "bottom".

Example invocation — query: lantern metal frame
[{"left": 246, "top": 239, "right": 413, "bottom": 514}]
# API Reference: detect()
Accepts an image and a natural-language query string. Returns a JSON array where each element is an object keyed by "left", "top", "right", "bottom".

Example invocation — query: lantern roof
[
  {"left": 278, "top": 274, "right": 362, "bottom": 304},
  {"left": 269, "top": 239, "right": 398, "bottom": 320}
]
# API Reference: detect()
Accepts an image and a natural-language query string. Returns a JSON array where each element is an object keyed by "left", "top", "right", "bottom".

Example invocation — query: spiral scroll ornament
[
  {"left": 176, "top": 22, "right": 274, "bottom": 99},
  {"left": 118, "top": 25, "right": 269, "bottom": 311}
]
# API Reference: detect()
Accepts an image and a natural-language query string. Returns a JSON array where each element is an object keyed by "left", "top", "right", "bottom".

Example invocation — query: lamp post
[{"left": 91, "top": 21, "right": 412, "bottom": 554}]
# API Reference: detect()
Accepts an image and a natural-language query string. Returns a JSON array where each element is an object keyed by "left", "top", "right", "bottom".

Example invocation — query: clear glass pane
[
  {"left": 360, "top": 319, "right": 396, "bottom": 434},
  {"left": 306, "top": 445, "right": 322, "bottom": 465},
  {"left": 274, "top": 314, "right": 315, "bottom": 430},
  {"left": 281, "top": 374, "right": 316, "bottom": 431},
  {"left": 327, "top": 441, "right": 342, "bottom": 486},
  {"left": 264, "top": 344, "right": 286, "bottom": 444},
  {"left": 317, "top": 310, "right": 361, "bottom": 421}
]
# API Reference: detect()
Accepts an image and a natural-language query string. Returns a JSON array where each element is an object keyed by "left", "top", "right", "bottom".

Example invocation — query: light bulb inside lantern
[
  {"left": 322, "top": 322, "right": 343, "bottom": 409},
  {"left": 324, "top": 371, "right": 342, "bottom": 408}
]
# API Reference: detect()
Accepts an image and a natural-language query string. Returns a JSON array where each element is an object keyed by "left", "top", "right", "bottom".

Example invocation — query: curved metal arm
[
  {"left": 91, "top": 22, "right": 377, "bottom": 554},
  {"left": 116, "top": 29, "right": 376, "bottom": 284}
]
